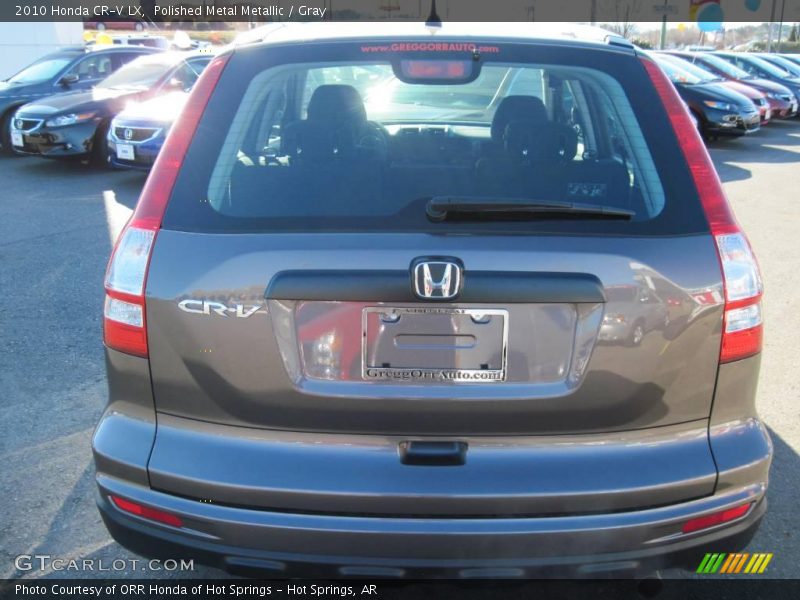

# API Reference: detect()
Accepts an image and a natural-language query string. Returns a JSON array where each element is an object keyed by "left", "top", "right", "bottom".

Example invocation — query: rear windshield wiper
[{"left": 426, "top": 196, "right": 635, "bottom": 222}]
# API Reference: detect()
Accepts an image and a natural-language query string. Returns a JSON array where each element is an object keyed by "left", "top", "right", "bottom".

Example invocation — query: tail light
[
  {"left": 103, "top": 53, "right": 230, "bottom": 357},
  {"left": 681, "top": 502, "right": 752, "bottom": 534},
  {"left": 642, "top": 58, "right": 763, "bottom": 363},
  {"left": 110, "top": 495, "right": 183, "bottom": 528}
]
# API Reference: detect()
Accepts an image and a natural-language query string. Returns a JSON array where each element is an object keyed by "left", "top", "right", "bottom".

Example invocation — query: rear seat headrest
[
  {"left": 307, "top": 84, "right": 367, "bottom": 125},
  {"left": 491, "top": 96, "right": 548, "bottom": 143},
  {"left": 502, "top": 119, "right": 545, "bottom": 160}
]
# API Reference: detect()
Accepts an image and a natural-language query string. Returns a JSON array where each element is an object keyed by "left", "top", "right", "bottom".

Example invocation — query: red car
[
  {"left": 659, "top": 53, "right": 771, "bottom": 124},
  {"left": 85, "top": 21, "right": 147, "bottom": 32},
  {"left": 668, "top": 51, "right": 796, "bottom": 120}
]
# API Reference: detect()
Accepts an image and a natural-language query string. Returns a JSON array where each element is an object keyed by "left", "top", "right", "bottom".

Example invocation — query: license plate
[
  {"left": 116, "top": 143, "right": 135, "bottom": 160},
  {"left": 11, "top": 131, "right": 23, "bottom": 147},
  {"left": 362, "top": 306, "right": 508, "bottom": 383}
]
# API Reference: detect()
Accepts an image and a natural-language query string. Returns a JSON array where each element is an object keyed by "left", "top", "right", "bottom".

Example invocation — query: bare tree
[{"left": 602, "top": 0, "right": 643, "bottom": 39}]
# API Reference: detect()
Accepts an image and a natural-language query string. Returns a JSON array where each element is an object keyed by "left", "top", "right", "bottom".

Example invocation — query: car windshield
[
  {"left": 738, "top": 55, "right": 794, "bottom": 78},
  {"left": 652, "top": 56, "right": 703, "bottom": 84},
  {"left": 6, "top": 55, "right": 74, "bottom": 84},
  {"left": 689, "top": 53, "right": 751, "bottom": 79},
  {"left": 658, "top": 54, "right": 719, "bottom": 82},
  {"left": 763, "top": 55, "right": 800, "bottom": 76},
  {"left": 97, "top": 54, "right": 178, "bottom": 90}
]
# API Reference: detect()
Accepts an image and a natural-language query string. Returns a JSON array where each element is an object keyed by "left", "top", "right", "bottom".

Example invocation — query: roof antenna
[{"left": 425, "top": 0, "right": 442, "bottom": 27}]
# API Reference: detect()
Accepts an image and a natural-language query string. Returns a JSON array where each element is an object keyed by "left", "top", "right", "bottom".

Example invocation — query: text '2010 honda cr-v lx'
[{"left": 93, "top": 23, "right": 771, "bottom": 578}]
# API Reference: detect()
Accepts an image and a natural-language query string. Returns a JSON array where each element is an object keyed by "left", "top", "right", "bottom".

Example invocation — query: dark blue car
[
  {"left": 106, "top": 53, "right": 214, "bottom": 169},
  {"left": 107, "top": 91, "right": 190, "bottom": 170},
  {"left": 650, "top": 53, "right": 761, "bottom": 140},
  {"left": 0, "top": 45, "right": 156, "bottom": 153}
]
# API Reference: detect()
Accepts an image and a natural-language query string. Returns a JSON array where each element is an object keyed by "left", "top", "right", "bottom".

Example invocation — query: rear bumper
[
  {"left": 93, "top": 346, "right": 771, "bottom": 577},
  {"left": 96, "top": 475, "right": 766, "bottom": 578},
  {"left": 93, "top": 410, "right": 771, "bottom": 577}
]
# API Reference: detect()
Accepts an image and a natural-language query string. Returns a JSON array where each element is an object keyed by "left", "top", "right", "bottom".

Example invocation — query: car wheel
[
  {"left": 0, "top": 109, "right": 20, "bottom": 156},
  {"left": 134, "top": 22, "right": 144, "bottom": 32},
  {"left": 92, "top": 121, "right": 112, "bottom": 169},
  {"left": 693, "top": 112, "right": 710, "bottom": 141},
  {"left": 629, "top": 322, "right": 645, "bottom": 347},
  {"left": 96, "top": 22, "right": 106, "bottom": 31}
]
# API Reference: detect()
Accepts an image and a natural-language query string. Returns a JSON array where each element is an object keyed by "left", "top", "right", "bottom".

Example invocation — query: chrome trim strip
[{"left": 110, "top": 126, "right": 163, "bottom": 145}]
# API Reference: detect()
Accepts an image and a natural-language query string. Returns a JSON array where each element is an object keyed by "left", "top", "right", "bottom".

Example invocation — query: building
[{"left": 0, "top": 23, "right": 84, "bottom": 80}]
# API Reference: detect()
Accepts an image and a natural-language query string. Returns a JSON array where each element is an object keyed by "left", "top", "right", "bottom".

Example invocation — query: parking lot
[{"left": 1, "top": 120, "right": 799, "bottom": 580}]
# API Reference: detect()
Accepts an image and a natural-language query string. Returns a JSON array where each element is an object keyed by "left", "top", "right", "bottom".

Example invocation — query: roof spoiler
[{"left": 604, "top": 34, "right": 635, "bottom": 49}]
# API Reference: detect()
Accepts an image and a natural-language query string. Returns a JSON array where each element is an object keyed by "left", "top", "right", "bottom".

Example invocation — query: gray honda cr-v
[{"left": 93, "top": 23, "right": 771, "bottom": 577}]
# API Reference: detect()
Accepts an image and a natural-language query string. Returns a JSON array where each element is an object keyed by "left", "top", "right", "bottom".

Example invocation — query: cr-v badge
[
  {"left": 412, "top": 259, "right": 462, "bottom": 300},
  {"left": 178, "top": 299, "right": 266, "bottom": 318}
]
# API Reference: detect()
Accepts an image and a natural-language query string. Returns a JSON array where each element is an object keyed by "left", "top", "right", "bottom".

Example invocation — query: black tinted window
[
  {"left": 66, "top": 54, "right": 114, "bottom": 82},
  {"left": 164, "top": 42, "right": 708, "bottom": 236}
]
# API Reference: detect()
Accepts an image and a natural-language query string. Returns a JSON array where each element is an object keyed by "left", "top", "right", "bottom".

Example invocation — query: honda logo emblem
[
  {"left": 412, "top": 259, "right": 462, "bottom": 300},
  {"left": 124, "top": 128, "right": 133, "bottom": 141}
]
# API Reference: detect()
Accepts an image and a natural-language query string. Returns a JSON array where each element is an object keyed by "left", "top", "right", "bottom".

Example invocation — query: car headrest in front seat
[
  {"left": 283, "top": 84, "right": 372, "bottom": 164},
  {"left": 307, "top": 84, "right": 367, "bottom": 126},
  {"left": 491, "top": 96, "right": 548, "bottom": 143}
]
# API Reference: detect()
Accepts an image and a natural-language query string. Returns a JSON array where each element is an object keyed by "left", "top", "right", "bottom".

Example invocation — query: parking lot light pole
[
  {"left": 767, "top": 0, "right": 777, "bottom": 52},
  {"left": 776, "top": 0, "right": 787, "bottom": 52},
  {"left": 655, "top": 1, "right": 677, "bottom": 49}
]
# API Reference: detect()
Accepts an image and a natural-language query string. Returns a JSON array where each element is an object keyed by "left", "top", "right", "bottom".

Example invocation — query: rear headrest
[
  {"left": 502, "top": 120, "right": 545, "bottom": 160},
  {"left": 307, "top": 84, "right": 366, "bottom": 125},
  {"left": 491, "top": 96, "right": 548, "bottom": 142}
]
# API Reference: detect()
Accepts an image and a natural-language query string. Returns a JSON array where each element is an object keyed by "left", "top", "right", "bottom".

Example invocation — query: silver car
[{"left": 93, "top": 23, "right": 770, "bottom": 577}]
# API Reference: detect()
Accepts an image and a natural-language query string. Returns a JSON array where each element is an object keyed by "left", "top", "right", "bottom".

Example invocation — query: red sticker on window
[{"left": 361, "top": 42, "right": 500, "bottom": 54}]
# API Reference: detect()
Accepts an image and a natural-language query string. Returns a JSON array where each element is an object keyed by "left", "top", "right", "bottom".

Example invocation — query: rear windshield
[{"left": 163, "top": 41, "right": 708, "bottom": 236}]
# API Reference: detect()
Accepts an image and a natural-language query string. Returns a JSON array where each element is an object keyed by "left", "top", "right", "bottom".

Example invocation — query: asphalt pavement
[{"left": 1, "top": 121, "right": 799, "bottom": 581}]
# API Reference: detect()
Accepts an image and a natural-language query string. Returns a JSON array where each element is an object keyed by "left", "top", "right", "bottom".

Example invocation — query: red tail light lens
[
  {"left": 681, "top": 502, "right": 752, "bottom": 534},
  {"left": 102, "top": 53, "right": 230, "bottom": 357},
  {"left": 110, "top": 495, "right": 183, "bottom": 528},
  {"left": 642, "top": 57, "right": 763, "bottom": 363}
]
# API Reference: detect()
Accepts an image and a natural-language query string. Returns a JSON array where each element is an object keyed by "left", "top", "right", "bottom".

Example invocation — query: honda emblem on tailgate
[{"left": 412, "top": 258, "right": 462, "bottom": 300}]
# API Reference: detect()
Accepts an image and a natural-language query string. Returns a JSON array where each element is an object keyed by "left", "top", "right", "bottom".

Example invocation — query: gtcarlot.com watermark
[{"left": 14, "top": 554, "right": 194, "bottom": 573}]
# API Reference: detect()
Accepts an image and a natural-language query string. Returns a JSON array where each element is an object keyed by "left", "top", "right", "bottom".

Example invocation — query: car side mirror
[
  {"left": 58, "top": 74, "right": 79, "bottom": 86},
  {"left": 167, "top": 77, "right": 186, "bottom": 91}
]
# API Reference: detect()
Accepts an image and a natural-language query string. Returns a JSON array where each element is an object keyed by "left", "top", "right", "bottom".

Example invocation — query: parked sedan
[
  {"left": 650, "top": 54, "right": 760, "bottom": 139},
  {"left": 0, "top": 45, "right": 156, "bottom": 153},
  {"left": 715, "top": 52, "right": 800, "bottom": 116},
  {"left": 10, "top": 51, "right": 213, "bottom": 165},
  {"left": 756, "top": 53, "right": 800, "bottom": 78},
  {"left": 107, "top": 91, "right": 190, "bottom": 170},
  {"left": 667, "top": 50, "right": 797, "bottom": 119},
  {"left": 598, "top": 285, "right": 669, "bottom": 347},
  {"left": 657, "top": 52, "right": 771, "bottom": 124}
]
